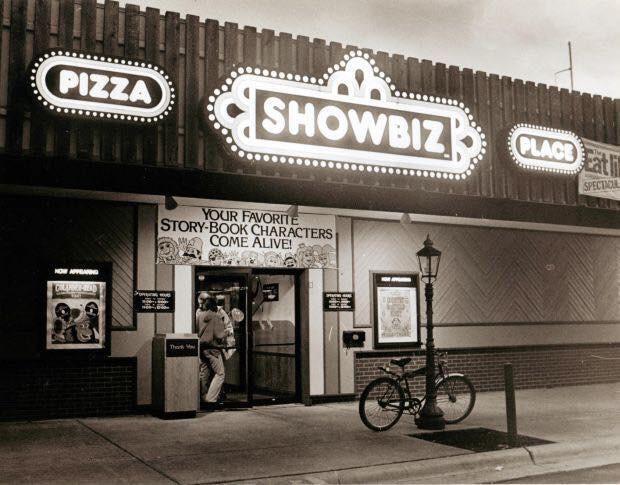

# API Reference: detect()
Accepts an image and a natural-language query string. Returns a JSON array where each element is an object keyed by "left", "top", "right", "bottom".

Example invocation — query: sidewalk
[{"left": 1, "top": 382, "right": 619, "bottom": 484}]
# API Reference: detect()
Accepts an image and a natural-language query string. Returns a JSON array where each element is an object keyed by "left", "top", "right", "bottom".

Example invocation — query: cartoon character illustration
[
  {"left": 207, "top": 248, "right": 224, "bottom": 265},
  {"left": 223, "top": 251, "right": 241, "bottom": 266},
  {"left": 283, "top": 253, "right": 297, "bottom": 268},
  {"left": 241, "top": 250, "right": 261, "bottom": 266},
  {"left": 297, "top": 244, "right": 318, "bottom": 268},
  {"left": 318, "top": 244, "right": 337, "bottom": 268},
  {"left": 52, "top": 303, "right": 71, "bottom": 343},
  {"left": 157, "top": 237, "right": 179, "bottom": 263},
  {"left": 179, "top": 237, "right": 203, "bottom": 263},
  {"left": 263, "top": 251, "right": 283, "bottom": 267}
]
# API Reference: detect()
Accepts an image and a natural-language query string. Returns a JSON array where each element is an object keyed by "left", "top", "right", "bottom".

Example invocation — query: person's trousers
[{"left": 202, "top": 350, "right": 225, "bottom": 403}]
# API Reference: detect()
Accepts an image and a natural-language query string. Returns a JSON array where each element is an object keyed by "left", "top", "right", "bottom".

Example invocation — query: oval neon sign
[
  {"left": 28, "top": 49, "right": 175, "bottom": 123},
  {"left": 507, "top": 123, "right": 585, "bottom": 174}
]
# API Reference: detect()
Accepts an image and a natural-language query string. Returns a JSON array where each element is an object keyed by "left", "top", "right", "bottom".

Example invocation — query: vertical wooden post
[
  {"left": 77, "top": 0, "right": 96, "bottom": 159},
  {"left": 101, "top": 0, "right": 119, "bottom": 162},
  {"left": 164, "top": 11, "right": 180, "bottom": 166},
  {"left": 143, "top": 7, "right": 160, "bottom": 165},
  {"left": 504, "top": 363, "right": 518, "bottom": 447},
  {"left": 30, "top": 0, "right": 51, "bottom": 155},
  {"left": 54, "top": 0, "right": 74, "bottom": 157}
]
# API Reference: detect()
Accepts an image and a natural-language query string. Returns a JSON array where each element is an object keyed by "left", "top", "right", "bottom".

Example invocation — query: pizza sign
[
  {"left": 28, "top": 49, "right": 175, "bottom": 123},
  {"left": 203, "top": 50, "right": 486, "bottom": 180}
]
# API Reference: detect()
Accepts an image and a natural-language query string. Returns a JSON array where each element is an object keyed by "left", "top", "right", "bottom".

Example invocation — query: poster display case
[
  {"left": 371, "top": 272, "right": 421, "bottom": 349},
  {"left": 44, "top": 262, "right": 112, "bottom": 355}
]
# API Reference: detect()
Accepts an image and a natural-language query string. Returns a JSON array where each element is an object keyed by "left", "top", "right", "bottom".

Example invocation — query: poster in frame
[
  {"left": 44, "top": 262, "right": 112, "bottom": 356},
  {"left": 371, "top": 271, "right": 421, "bottom": 349}
]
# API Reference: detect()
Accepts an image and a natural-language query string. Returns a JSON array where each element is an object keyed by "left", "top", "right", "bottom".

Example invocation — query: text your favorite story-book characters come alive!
[
  {"left": 203, "top": 50, "right": 486, "bottom": 180},
  {"left": 157, "top": 206, "right": 337, "bottom": 269}
]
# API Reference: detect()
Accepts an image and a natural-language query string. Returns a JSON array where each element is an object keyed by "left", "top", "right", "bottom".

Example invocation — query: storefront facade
[{"left": 1, "top": 0, "right": 619, "bottom": 419}]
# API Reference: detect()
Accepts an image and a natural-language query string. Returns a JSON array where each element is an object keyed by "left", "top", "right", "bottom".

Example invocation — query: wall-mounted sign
[
  {"left": 506, "top": 123, "right": 585, "bottom": 174},
  {"left": 45, "top": 262, "right": 111, "bottom": 353},
  {"left": 28, "top": 49, "right": 175, "bottom": 123},
  {"left": 133, "top": 290, "right": 175, "bottom": 313},
  {"left": 324, "top": 292, "right": 355, "bottom": 311},
  {"left": 262, "top": 283, "right": 280, "bottom": 302},
  {"left": 157, "top": 204, "right": 336, "bottom": 269},
  {"left": 371, "top": 272, "right": 421, "bottom": 349},
  {"left": 203, "top": 51, "right": 485, "bottom": 180},
  {"left": 578, "top": 138, "right": 620, "bottom": 201},
  {"left": 166, "top": 339, "right": 198, "bottom": 358}
]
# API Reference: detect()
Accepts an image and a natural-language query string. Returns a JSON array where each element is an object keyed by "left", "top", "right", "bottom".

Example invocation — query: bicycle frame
[{"left": 379, "top": 358, "right": 466, "bottom": 415}]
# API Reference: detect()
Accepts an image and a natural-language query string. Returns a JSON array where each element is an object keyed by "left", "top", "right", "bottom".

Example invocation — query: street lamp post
[{"left": 416, "top": 234, "right": 445, "bottom": 430}]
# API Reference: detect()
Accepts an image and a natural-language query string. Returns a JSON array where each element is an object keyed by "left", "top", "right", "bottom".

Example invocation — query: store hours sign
[
  {"left": 28, "top": 49, "right": 175, "bottom": 123},
  {"left": 203, "top": 50, "right": 486, "bottom": 180},
  {"left": 157, "top": 205, "right": 336, "bottom": 269}
]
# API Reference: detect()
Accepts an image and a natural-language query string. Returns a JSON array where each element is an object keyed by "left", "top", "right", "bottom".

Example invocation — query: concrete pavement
[{"left": 0, "top": 382, "right": 619, "bottom": 484}]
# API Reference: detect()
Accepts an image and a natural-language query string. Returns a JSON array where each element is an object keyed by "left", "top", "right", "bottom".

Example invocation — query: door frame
[{"left": 193, "top": 266, "right": 303, "bottom": 406}]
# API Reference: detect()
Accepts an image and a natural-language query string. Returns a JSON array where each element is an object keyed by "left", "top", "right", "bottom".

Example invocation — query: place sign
[
  {"left": 323, "top": 292, "right": 355, "bottom": 311},
  {"left": 506, "top": 123, "right": 585, "bottom": 174},
  {"left": 28, "top": 49, "right": 175, "bottom": 123},
  {"left": 133, "top": 290, "right": 175, "bottom": 313},
  {"left": 203, "top": 50, "right": 486, "bottom": 180},
  {"left": 166, "top": 339, "right": 198, "bottom": 358}
]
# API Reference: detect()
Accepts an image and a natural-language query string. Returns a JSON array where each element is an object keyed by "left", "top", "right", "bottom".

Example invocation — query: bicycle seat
[{"left": 390, "top": 357, "right": 411, "bottom": 367}]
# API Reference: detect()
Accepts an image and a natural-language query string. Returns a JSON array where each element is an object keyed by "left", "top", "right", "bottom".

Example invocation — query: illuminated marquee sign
[
  {"left": 204, "top": 51, "right": 486, "bottom": 180},
  {"left": 28, "top": 49, "right": 175, "bottom": 123},
  {"left": 506, "top": 123, "right": 585, "bottom": 174}
]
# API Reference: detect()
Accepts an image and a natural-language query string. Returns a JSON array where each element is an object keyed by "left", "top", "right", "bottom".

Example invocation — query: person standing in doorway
[{"left": 196, "top": 293, "right": 226, "bottom": 405}]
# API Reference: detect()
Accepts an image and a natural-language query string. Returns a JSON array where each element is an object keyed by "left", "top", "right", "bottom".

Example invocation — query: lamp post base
[{"left": 416, "top": 402, "right": 446, "bottom": 430}]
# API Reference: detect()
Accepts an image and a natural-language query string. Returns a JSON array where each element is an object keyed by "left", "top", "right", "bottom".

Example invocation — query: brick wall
[
  {"left": 0, "top": 358, "right": 137, "bottom": 420},
  {"left": 354, "top": 343, "right": 620, "bottom": 396}
]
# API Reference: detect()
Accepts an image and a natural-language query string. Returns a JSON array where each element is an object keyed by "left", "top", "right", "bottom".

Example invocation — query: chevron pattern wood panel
[
  {"left": 0, "top": 198, "right": 136, "bottom": 331},
  {"left": 353, "top": 220, "right": 620, "bottom": 325}
]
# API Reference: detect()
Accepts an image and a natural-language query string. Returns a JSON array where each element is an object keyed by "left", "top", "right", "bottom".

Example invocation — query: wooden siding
[
  {"left": 352, "top": 219, "right": 620, "bottom": 327},
  {"left": 0, "top": 196, "right": 136, "bottom": 340},
  {"left": 0, "top": 0, "right": 619, "bottom": 211}
]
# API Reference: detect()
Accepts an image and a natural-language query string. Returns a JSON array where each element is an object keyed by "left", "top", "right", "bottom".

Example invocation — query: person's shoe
[{"left": 202, "top": 401, "right": 224, "bottom": 412}]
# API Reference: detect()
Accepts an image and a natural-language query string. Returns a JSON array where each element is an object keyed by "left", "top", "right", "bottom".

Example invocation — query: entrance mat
[{"left": 409, "top": 427, "right": 554, "bottom": 452}]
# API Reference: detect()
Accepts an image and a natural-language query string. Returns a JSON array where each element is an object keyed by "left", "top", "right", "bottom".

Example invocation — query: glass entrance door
[
  {"left": 194, "top": 268, "right": 301, "bottom": 406},
  {"left": 195, "top": 270, "right": 249, "bottom": 406},
  {"left": 249, "top": 271, "right": 300, "bottom": 404}
]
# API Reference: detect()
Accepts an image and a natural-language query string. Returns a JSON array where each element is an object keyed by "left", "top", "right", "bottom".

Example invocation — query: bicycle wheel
[
  {"left": 435, "top": 375, "right": 476, "bottom": 424},
  {"left": 359, "top": 377, "right": 405, "bottom": 431}
]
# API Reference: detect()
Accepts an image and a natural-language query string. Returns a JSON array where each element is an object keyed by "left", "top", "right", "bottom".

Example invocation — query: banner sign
[
  {"left": 133, "top": 290, "right": 175, "bottom": 313},
  {"left": 578, "top": 138, "right": 620, "bottom": 201},
  {"left": 28, "top": 49, "right": 175, "bottom": 123},
  {"left": 45, "top": 262, "right": 111, "bottom": 352},
  {"left": 203, "top": 51, "right": 485, "bottom": 180},
  {"left": 323, "top": 292, "right": 355, "bottom": 311},
  {"left": 506, "top": 124, "right": 585, "bottom": 174},
  {"left": 157, "top": 205, "right": 336, "bottom": 269}
]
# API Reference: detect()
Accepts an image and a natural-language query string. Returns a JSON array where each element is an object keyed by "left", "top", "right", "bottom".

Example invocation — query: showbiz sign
[{"left": 203, "top": 51, "right": 486, "bottom": 180}]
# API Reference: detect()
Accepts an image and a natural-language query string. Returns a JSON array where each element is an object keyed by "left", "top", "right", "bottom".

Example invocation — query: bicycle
[{"left": 359, "top": 351, "right": 476, "bottom": 431}]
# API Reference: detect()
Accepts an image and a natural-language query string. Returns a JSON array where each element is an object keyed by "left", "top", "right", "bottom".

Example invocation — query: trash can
[{"left": 152, "top": 333, "right": 199, "bottom": 419}]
